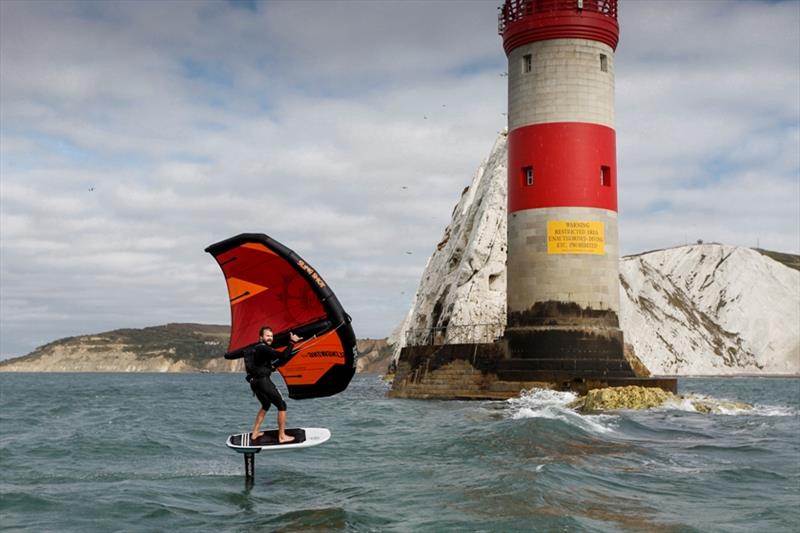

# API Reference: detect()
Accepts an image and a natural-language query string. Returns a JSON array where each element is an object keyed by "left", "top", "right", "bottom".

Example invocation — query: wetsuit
[{"left": 244, "top": 341, "right": 294, "bottom": 412}]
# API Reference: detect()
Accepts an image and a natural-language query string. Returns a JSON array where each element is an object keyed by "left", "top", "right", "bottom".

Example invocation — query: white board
[{"left": 226, "top": 427, "right": 330, "bottom": 453}]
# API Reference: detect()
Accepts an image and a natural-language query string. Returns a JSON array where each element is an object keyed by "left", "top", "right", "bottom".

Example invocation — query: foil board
[{"left": 226, "top": 427, "right": 330, "bottom": 453}]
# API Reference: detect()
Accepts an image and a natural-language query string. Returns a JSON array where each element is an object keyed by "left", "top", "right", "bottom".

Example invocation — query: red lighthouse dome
[{"left": 499, "top": 0, "right": 619, "bottom": 53}]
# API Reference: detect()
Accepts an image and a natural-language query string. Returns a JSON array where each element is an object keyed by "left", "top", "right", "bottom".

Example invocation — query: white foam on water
[
  {"left": 507, "top": 387, "right": 578, "bottom": 410},
  {"left": 750, "top": 404, "right": 797, "bottom": 417},
  {"left": 661, "top": 396, "right": 701, "bottom": 413},
  {"left": 660, "top": 394, "right": 797, "bottom": 417},
  {"left": 506, "top": 388, "right": 617, "bottom": 434}
]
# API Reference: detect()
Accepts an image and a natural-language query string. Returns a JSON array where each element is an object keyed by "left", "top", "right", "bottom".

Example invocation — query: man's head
[{"left": 259, "top": 326, "right": 273, "bottom": 345}]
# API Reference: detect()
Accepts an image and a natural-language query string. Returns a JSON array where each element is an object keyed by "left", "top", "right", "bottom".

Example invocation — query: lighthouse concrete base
[{"left": 389, "top": 342, "right": 677, "bottom": 400}]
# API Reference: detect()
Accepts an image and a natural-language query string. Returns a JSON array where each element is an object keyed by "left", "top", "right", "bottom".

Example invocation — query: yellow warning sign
[{"left": 547, "top": 220, "right": 605, "bottom": 255}]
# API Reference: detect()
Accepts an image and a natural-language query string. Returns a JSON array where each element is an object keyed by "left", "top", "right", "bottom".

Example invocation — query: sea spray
[{"left": 505, "top": 388, "right": 617, "bottom": 434}]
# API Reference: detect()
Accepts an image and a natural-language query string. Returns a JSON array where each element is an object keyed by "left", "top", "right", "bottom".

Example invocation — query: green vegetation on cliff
[
  {"left": 753, "top": 248, "right": 800, "bottom": 272},
  {"left": 104, "top": 323, "right": 230, "bottom": 366}
]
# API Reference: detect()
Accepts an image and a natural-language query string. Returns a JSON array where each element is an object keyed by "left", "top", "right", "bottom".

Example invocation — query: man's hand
[{"left": 289, "top": 332, "right": 302, "bottom": 343}]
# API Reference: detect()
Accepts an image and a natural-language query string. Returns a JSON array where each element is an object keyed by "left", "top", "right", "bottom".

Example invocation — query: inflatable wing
[{"left": 205, "top": 234, "right": 356, "bottom": 399}]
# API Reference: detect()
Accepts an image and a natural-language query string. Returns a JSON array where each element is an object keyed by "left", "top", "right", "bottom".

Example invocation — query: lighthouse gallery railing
[{"left": 499, "top": 0, "right": 618, "bottom": 33}]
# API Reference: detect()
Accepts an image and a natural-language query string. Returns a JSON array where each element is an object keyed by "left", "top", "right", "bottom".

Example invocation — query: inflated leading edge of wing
[{"left": 205, "top": 233, "right": 357, "bottom": 399}]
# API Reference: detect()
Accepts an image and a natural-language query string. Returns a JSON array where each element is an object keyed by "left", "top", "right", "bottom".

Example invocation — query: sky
[{"left": 1, "top": 0, "right": 798, "bottom": 359}]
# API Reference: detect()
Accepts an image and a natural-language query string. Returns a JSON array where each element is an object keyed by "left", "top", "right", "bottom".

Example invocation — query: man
[{"left": 245, "top": 326, "right": 301, "bottom": 443}]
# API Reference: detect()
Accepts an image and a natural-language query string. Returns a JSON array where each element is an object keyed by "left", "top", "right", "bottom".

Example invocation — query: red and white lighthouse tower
[{"left": 499, "top": 0, "right": 626, "bottom": 370}]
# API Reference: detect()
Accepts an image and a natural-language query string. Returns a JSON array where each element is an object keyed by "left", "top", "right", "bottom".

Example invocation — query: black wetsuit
[{"left": 244, "top": 341, "right": 294, "bottom": 412}]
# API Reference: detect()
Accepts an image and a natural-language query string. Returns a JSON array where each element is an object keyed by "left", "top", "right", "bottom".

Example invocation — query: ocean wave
[{"left": 505, "top": 388, "right": 617, "bottom": 434}]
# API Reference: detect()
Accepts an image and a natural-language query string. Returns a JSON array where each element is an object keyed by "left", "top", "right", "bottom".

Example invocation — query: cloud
[{"left": 1, "top": 0, "right": 798, "bottom": 358}]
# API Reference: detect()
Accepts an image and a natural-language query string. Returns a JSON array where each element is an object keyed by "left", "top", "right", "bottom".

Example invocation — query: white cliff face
[
  {"left": 619, "top": 245, "right": 800, "bottom": 375},
  {"left": 392, "top": 135, "right": 800, "bottom": 376},
  {"left": 0, "top": 344, "right": 244, "bottom": 373},
  {"left": 390, "top": 132, "right": 508, "bottom": 357},
  {"left": 0, "top": 344, "right": 195, "bottom": 372}
]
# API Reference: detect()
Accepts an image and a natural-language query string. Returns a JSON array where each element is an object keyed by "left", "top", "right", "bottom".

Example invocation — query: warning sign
[{"left": 547, "top": 220, "right": 605, "bottom": 255}]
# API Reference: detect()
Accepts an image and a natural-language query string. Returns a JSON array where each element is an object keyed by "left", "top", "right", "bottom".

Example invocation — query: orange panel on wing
[
  {"left": 241, "top": 242, "right": 279, "bottom": 255},
  {"left": 226, "top": 277, "right": 269, "bottom": 305},
  {"left": 279, "top": 330, "right": 345, "bottom": 386}
]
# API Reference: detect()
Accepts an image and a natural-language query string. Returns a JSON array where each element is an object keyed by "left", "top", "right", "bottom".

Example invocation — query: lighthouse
[
  {"left": 389, "top": 0, "right": 678, "bottom": 399},
  {"left": 499, "top": 0, "right": 627, "bottom": 374}
]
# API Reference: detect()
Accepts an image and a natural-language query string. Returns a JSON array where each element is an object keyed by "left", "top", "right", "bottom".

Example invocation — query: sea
[{"left": 1, "top": 373, "right": 798, "bottom": 532}]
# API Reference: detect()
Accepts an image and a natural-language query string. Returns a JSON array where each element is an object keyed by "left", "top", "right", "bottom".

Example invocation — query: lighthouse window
[
  {"left": 523, "top": 54, "right": 532, "bottom": 73},
  {"left": 523, "top": 166, "right": 534, "bottom": 186},
  {"left": 601, "top": 165, "right": 611, "bottom": 187},
  {"left": 600, "top": 54, "right": 608, "bottom": 72}
]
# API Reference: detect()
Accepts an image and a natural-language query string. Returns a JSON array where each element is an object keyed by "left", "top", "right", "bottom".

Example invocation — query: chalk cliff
[
  {"left": 619, "top": 245, "right": 799, "bottom": 375},
  {"left": 0, "top": 324, "right": 242, "bottom": 373},
  {"left": 391, "top": 133, "right": 800, "bottom": 376},
  {"left": 390, "top": 132, "right": 508, "bottom": 351},
  {"left": 0, "top": 323, "right": 391, "bottom": 374}
]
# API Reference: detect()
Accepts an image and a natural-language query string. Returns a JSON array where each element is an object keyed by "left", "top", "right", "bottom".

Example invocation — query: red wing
[
  {"left": 206, "top": 234, "right": 356, "bottom": 399},
  {"left": 213, "top": 242, "right": 327, "bottom": 354}
]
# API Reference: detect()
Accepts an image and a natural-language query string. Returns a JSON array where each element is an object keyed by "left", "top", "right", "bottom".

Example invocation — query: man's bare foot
[
  {"left": 251, "top": 431, "right": 263, "bottom": 441},
  {"left": 278, "top": 434, "right": 295, "bottom": 444}
]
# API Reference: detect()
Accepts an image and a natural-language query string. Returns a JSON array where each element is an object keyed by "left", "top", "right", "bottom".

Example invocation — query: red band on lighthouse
[{"left": 507, "top": 122, "right": 617, "bottom": 213}]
